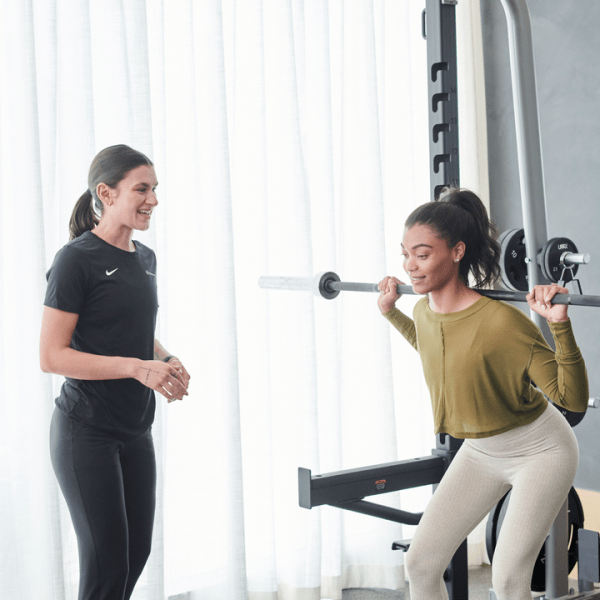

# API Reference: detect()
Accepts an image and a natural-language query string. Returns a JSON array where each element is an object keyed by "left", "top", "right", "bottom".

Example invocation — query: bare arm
[
  {"left": 40, "top": 306, "right": 138, "bottom": 379},
  {"left": 40, "top": 306, "right": 188, "bottom": 401},
  {"left": 153, "top": 338, "right": 170, "bottom": 361}
]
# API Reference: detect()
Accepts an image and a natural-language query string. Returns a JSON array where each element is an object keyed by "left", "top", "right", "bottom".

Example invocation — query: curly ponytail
[
  {"left": 405, "top": 188, "right": 501, "bottom": 288},
  {"left": 67, "top": 144, "right": 153, "bottom": 240}
]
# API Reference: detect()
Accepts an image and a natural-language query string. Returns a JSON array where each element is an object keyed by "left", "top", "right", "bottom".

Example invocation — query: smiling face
[
  {"left": 99, "top": 165, "right": 158, "bottom": 232},
  {"left": 401, "top": 223, "right": 464, "bottom": 294}
]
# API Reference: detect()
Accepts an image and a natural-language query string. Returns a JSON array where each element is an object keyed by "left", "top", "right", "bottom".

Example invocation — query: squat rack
[{"left": 261, "top": 1, "right": 600, "bottom": 598}]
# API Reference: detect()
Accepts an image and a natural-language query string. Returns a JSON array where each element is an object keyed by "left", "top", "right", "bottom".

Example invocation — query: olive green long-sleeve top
[{"left": 383, "top": 296, "right": 588, "bottom": 439}]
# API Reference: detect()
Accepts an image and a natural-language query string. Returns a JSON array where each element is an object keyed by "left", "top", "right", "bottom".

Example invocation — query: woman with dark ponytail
[
  {"left": 40, "top": 144, "right": 191, "bottom": 600},
  {"left": 378, "top": 188, "right": 588, "bottom": 600}
]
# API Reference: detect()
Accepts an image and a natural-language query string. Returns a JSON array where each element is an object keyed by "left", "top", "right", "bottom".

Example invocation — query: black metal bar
[
  {"left": 425, "top": 0, "right": 460, "bottom": 200},
  {"left": 337, "top": 499, "right": 424, "bottom": 526},
  {"left": 298, "top": 455, "right": 446, "bottom": 509}
]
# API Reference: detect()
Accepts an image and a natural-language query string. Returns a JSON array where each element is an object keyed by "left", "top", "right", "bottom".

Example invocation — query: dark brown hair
[
  {"left": 405, "top": 188, "right": 501, "bottom": 288},
  {"left": 69, "top": 144, "right": 153, "bottom": 240}
]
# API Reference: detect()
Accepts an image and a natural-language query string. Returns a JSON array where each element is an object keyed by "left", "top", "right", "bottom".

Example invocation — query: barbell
[{"left": 258, "top": 271, "right": 600, "bottom": 307}]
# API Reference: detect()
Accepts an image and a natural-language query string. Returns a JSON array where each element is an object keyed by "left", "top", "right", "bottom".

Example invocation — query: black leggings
[{"left": 50, "top": 407, "right": 157, "bottom": 600}]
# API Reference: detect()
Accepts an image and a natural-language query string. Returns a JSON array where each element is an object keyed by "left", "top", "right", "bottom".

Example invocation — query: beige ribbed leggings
[{"left": 405, "top": 404, "right": 579, "bottom": 600}]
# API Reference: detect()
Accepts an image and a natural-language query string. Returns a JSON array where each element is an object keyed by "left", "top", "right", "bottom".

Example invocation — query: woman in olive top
[
  {"left": 40, "top": 145, "right": 191, "bottom": 600},
  {"left": 378, "top": 188, "right": 587, "bottom": 600}
]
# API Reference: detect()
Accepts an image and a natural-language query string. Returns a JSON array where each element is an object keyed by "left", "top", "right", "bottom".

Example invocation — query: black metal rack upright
[{"left": 424, "top": 0, "right": 460, "bottom": 200}]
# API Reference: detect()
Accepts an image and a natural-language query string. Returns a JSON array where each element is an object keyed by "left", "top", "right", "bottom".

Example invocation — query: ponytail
[
  {"left": 405, "top": 187, "right": 501, "bottom": 288},
  {"left": 69, "top": 190, "right": 99, "bottom": 240}
]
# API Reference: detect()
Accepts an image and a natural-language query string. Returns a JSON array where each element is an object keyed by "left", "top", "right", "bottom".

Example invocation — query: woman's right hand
[
  {"left": 135, "top": 360, "right": 189, "bottom": 403},
  {"left": 378, "top": 276, "right": 404, "bottom": 313}
]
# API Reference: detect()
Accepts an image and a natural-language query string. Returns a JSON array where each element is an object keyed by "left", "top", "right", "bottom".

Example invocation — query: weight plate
[
  {"left": 499, "top": 229, "right": 529, "bottom": 292},
  {"left": 486, "top": 487, "right": 584, "bottom": 592},
  {"left": 539, "top": 237, "right": 579, "bottom": 284}
]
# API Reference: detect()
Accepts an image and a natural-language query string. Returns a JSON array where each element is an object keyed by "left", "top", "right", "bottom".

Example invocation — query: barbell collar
[{"left": 314, "top": 271, "right": 341, "bottom": 299}]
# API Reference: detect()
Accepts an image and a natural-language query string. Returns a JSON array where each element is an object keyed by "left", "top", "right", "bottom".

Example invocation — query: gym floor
[
  {"left": 341, "top": 565, "right": 564, "bottom": 599},
  {"left": 342, "top": 566, "right": 491, "bottom": 600}
]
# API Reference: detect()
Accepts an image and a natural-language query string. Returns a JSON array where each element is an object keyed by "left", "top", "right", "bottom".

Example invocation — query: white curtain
[{"left": 0, "top": 1, "right": 488, "bottom": 599}]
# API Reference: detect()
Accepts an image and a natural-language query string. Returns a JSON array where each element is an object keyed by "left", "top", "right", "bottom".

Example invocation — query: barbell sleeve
[
  {"left": 561, "top": 252, "right": 591, "bottom": 267},
  {"left": 257, "top": 275, "right": 314, "bottom": 292},
  {"left": 258, "top": 272, "right": 600, "bottom": 307}
]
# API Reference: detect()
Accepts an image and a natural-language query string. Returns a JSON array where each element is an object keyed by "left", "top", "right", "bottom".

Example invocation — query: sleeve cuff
[{"left": 548, "top": 319, "right": 581, "bottom": 355}]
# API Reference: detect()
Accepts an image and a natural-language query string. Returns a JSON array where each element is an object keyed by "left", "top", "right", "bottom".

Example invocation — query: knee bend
[
  {"left": 491, "top": 547, "right": 536, "bottom": 599},
  {"left": 102, "top": 555, "right": 130, "bottom": 587},
  {"left": 491, "top": 572, "right": 511, "bottom": 600},
  {"left": 491, "top": 567, "right": 529, "bottom": 600},
  {"left": 405, "top": 545, "right": 446, "bottom": 584}
]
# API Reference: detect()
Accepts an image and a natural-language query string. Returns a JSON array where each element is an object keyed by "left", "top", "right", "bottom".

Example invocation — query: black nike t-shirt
[{"left": 44, "top": 230, "right": 158, "bottom": 436}]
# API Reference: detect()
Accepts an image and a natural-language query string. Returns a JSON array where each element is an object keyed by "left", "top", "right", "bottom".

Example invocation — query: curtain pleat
[
  {"left": 0, "top": 1, "right": 487, "bottom": 598},
  {"left": 0, "top": 2, "right": 59, "bottom": 599}
]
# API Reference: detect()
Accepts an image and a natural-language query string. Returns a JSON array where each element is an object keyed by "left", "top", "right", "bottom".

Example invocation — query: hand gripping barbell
[{"left": 258, "top": 271, "right": 600, "bottom": 307}]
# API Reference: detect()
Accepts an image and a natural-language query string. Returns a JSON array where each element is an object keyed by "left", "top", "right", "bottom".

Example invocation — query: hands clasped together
[{"left": 136, "top": 357, "right": 191, "bottom": 403}]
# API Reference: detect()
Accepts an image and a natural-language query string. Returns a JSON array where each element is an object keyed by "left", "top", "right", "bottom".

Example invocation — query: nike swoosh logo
[
  {"left": 146, "top": 270, "right": 155, "bottom": 277},
  {"left": 106, "top": 268, "right": 119, "bottom": 276}
]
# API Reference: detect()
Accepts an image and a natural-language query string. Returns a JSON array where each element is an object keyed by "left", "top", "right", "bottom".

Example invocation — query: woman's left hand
[
  {"left": 526, "top": 284, "right": 569, "bottom": 323},
  {"left": 166, "top": 357, "right": 191, "bottom": 397}
]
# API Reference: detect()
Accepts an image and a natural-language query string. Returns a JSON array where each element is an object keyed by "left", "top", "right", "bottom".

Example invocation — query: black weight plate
[
  {"left": 540, "top": 237, "right": 579, "bottom": 284},
  {"left": 486, "top": 487, "right": 584, "bottom": 592},
  {"left": 499, "top": 228, "right": 529, "bottom": 292}
]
